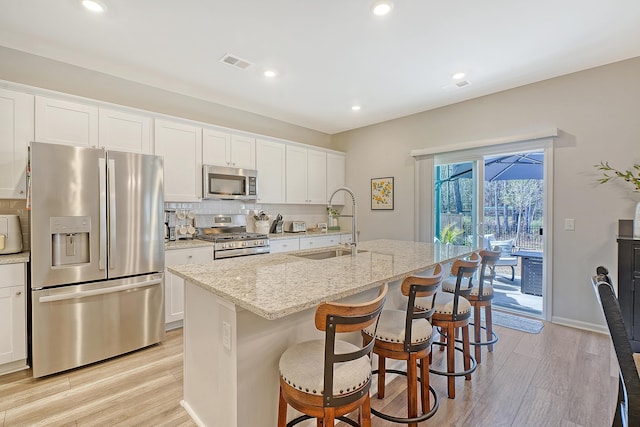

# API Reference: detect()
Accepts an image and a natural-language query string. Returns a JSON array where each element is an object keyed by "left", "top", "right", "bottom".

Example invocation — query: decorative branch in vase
[
  {"left": 594, "top": 161, "right": 640, "bottom": 190},
  {"left": 595, "top": 161, "right": 640, "bottom": 238}
]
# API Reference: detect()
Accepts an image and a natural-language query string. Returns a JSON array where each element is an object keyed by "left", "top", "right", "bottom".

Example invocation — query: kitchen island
[{"left": 168, "top": 239, "right": 472, "bottom": 427}]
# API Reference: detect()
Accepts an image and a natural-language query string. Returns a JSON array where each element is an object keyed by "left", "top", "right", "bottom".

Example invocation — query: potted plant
[{"left": 595, "top": 161, "right": 640, "bottom": 238}]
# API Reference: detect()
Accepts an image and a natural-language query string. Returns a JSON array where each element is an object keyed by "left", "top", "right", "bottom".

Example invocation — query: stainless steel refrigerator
[{"left": 29, "top": 141, "right": 165, "bottom": 378}]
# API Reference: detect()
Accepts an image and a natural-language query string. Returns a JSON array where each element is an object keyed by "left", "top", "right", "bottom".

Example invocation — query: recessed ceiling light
[
  {"left": 81, "top": 0, "right": 106, "bottom": 13},
  {"left": 352, "top": 105, "right": 361, "bottom": 111},
  {"left": 372, "top": 1, "right": 393, "bottom": 16},
  {"left": 264, "top": 70, "right": 277, "bottom": 78},
  {"left": 452, "top": 72, "right": 466, "bottom": 80}
]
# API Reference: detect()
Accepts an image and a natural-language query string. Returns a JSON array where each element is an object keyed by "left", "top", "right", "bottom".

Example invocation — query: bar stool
[
  {"left": 441, "top": 250, "right": 500, "bottom": 363},
  {"left": 277, "top": 284, "right": 388, "bottom": 427},
  {"left": 468, "top": 249, "right": 501, "bottom": 363},
  {"left": 361, "top": 266, "right": 443, "bottom": 426},
  {"left": 422, "top": 255, "right": 480, "bottom": 399}
]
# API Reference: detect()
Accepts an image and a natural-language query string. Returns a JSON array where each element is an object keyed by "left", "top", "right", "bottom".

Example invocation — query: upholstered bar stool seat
[
  {"left": 364, "top": 310, "right": 433, "bottom": 345},
  {"left": 279, "top": 340, "right": 372, "bottom": 397},
  {"left": 277, "top": 284, "right": 388, "bottom": 427}
]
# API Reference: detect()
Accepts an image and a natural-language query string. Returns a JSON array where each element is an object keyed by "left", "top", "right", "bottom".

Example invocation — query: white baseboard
[
  {"left": 181, "top": 400, "right": 206, "bottom": 427},
  {"left": 551, "top": 315, "right": 608, "bottom": 335}
]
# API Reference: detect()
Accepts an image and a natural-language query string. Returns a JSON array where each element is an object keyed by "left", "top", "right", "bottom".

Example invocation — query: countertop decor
[{"left": 595, "top": 161, "right": 640, "bottom": 237}]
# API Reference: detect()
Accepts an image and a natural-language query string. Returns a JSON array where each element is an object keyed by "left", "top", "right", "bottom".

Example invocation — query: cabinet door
[
  {"left": 230, "top": 135, "right": 256, "bottom": 169},
  {"left": 0, "top": 264, "right": 26, "bottom": 365},
  {"left": 0, "top": 89, "right": 33, "bottom": 199},
  {"left": 154, "top": 120, "right": 202, "bottom": 202},
  {"left": 256, "top": 139, "right": 286, "bottom": 204},
  {"left": 327, "top": 153, "right": 346, "bottom": 205},
  {"left": 35, "top": 97, "right": 98, "bottom": 147},
  {"left": 306, "top": 149, "right": 327, "bottom": 204},
  {"left": 202, "top": 129, "right": 230, "bottom": 167},
  {"left": 165, "top": 247, "right": 212, "bottom": 324},
  {"left": 286, "top": 145, "right": 308, "bottom": 204},
  {"left": 98, "top": 108, "right": 151, "bottom": 154}
]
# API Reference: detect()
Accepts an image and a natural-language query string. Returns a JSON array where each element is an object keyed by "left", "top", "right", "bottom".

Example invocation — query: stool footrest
[
  {"left": 468, "top": 322, "right": 499, "bottom": 347},
  {"left": 429, "top": 341, "right": 477, "bottom": 377},
  {"left": 287, "top": 414, "right": 360, "bottom": 427},
  {"left": 370, "top": 369, "right": 439, "bottom": 424}
]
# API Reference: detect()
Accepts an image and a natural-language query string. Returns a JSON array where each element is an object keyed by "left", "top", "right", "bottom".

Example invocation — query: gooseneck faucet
[{"left": 328, "top": 187, "right": 357, "bottom": 253}]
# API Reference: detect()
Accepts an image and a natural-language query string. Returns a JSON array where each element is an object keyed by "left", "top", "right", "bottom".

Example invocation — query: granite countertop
[
  {"left": 0, "top": 251, "right": 30, "bottom": 265},
  {"left": 168, "top": 239, "right": 472, "bottom": 320},
  {"left": 165, "top": 240, "right": 215, "bottom": 251}
]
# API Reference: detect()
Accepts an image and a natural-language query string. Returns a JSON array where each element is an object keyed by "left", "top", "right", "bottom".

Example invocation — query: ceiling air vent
[
  {"left": 219, "top": 53, "right": 253, "bottom": 70},
  {"left": 455, "top": 80, "right": 471, "bottom": 88}
]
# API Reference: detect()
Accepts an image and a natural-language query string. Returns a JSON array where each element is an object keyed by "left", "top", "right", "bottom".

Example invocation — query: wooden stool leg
[
  {"left": 420, "top": 354, "right": 430, "bottom": 414},
  {"left": 439, "top": 326, "right": 446, "bottom": 352},
  {"left": 446, "top": 323, "right": 456, "bottom": 399},
  {"left": 361, "top": 393, "right": 372, "bottom": 427},
  {"left": 462, "top": 324, "right": 471, "bottom": 381},
  {"left": 474, "top": 303, "right": 482, "bottom": 363},
  {"left": 277, "top": 386, "right": 288, "bottom": 427},
  {"left": 378, "top": 355, "right": 386, "bottom": 398},
  {"left": 323, "top": 408, "right": 335, "bottom": 426},
  {"left": 486, "top": 304, "right": 494, "bottom": 352},
  {"left": 407, "top": 353, "right": 418, "bottom": 427}
]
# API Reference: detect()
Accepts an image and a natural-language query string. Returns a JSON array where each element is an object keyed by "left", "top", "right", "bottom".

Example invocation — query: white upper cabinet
[
  {"left": 0, "top": 89, "right": 33, "bottom": 199},
  {"left": 286, "top": 145, "right": 327, "bottom": 204},
  {"left": 98, "top": 108, "right": 152, "bottom": 154},
  {"left": 326, "top": 153, "right": 346, "bottom": 205},
  {"left": 154, "top": 119, "right": 202, "bottom": 202},
  {"left": 35, "top": 96, "right": 98, "bottom": 147},
  {"left": 203, "top": 128, "right": 255, "bottom": 170},
  {"left": 256, "top": 139, "right": 286, "bottom": 204}
]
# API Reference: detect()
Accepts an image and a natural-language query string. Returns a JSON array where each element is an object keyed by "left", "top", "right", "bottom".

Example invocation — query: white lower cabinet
[
  {"left": 164, "top": 246, "right": 213, "bottom": 325},
  {"left": 269, "top": 238, "right": 300, "bottom": 254},
  {"left": 0, "top": 263, "right": 27, "bottom": 373},
  {"left": 340, "top": 234, "right": 353, "bottom": 244},
  {"left": 299, "top": 235, "right": 342, "bottom": 250}
]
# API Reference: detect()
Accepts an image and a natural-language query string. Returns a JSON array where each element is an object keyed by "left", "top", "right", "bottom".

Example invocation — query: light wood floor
[{"left": 0, "top": 320, "right": 617, "bottom": 426}]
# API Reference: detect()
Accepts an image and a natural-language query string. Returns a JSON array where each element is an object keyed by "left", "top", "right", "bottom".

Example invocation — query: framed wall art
[{"left": 371, "top": 177, "right": 394, "bottom": 210}]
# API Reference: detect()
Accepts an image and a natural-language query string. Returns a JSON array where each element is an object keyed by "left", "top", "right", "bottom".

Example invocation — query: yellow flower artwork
[{"left": 371, "top": 177, "right": 394, "bottom": 210}]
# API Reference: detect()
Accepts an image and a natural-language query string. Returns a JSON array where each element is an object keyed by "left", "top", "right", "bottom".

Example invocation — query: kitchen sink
[{"left": 292, "top": 249, "right": 367, "bottom": 260}]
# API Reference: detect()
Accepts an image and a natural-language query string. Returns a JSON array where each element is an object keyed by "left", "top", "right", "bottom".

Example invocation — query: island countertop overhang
[{"left": 168, "top": 239, "right": 473, "bottom": 320}]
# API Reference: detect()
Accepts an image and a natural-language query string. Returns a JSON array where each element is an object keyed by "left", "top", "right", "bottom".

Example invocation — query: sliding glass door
[{"left": 434, "top": 148, "right": 547, "bottom": 318}]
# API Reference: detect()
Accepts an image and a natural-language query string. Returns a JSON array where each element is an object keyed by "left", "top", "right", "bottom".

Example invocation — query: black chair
[{"left": 592, "top": 266, "right": 640, "bottom": 427}]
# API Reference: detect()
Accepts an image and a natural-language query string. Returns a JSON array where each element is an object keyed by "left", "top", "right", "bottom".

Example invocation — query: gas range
[{"left": 195, "top": 214, "right": 270, "bottom": 260}]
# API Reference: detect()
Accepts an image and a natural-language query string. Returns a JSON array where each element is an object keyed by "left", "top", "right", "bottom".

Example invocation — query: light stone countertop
[
  {"left": 268, "top": 230, "right": 350, "bottom": 240},
  {"left": 168, "top": 239, "right": 473, "bottom": 320},
  {"left": 165, "top": 240, "right": 215, "bottom": 251},
  {"left": 0, "top": 251, "right": 30, "bottom": 265}
]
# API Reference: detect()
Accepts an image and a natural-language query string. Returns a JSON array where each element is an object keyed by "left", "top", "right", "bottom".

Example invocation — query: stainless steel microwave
[{"left": 202, "top": 165, "right": 257, "bottom": 200}]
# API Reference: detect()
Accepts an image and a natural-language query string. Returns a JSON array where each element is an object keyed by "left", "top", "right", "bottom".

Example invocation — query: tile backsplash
[
  {"left": 0, "top": 199, "right": 29, "bottom": 250},
  {"left": 165, "top": 200, "right": 348, "bottom": 231}
]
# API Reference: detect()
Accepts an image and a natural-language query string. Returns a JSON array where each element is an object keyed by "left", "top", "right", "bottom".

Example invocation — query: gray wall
[
  {"left": 332, "top": 56, "right": 640, "bottom": 329},
  {"left": 0, "top": 46, "right": 332, "bottom": 149}
]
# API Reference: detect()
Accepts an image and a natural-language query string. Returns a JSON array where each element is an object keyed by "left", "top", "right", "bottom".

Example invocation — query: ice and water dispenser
[{"left": 50, "top": 216, "right": 91, "bottom": 266}]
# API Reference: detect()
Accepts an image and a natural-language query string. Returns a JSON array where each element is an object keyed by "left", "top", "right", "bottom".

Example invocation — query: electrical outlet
[
  {"left": 223, "top": 321, "right": 231, "bottom": 350},
  {"left": 564, "top": 218, "right": 575, "bottom": 231}
]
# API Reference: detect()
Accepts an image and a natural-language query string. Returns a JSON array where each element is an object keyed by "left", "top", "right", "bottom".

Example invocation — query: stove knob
[{"left": 243, "top": 242, "right": 248, "bottom": 247}]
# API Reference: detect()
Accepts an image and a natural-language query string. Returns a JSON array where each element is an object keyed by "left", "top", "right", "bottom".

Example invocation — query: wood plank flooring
[{"left": 0, "top": 321, "right": 617, "bottom": 426}]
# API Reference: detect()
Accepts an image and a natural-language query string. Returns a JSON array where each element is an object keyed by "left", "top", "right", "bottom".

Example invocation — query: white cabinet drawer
[
  {"left": 270, "top": 239, "right": 300, "bottom": 254},
  {"left": 165, "top": 247, "right": 213, "bottom": 266},
  {"left": 299, "top": 235, "right": 340, "bottom": 250},
  {"left": 0, "top": 264, "right": 25, "bottom": 288}
]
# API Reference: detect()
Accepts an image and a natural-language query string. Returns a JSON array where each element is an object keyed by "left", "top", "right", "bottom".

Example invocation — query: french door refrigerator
[{"left": 29, "top": 141, "right": 165, "bottom": 378}]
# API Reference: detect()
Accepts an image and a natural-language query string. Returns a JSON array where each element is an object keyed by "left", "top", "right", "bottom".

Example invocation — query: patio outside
[{"left": 435, "top": 153, "right": 544, "bottom": 316}]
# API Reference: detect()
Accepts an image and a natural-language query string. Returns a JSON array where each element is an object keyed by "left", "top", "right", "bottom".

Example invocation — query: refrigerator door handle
[
  {"left": 38, "top": 278, "right": 162, "bottom": 303},
  {"left": 108, "top": 158, "right": 117, "bottom": 270},
  {"left": 99, "top": 158, "right": 107, "bottom": 270}
]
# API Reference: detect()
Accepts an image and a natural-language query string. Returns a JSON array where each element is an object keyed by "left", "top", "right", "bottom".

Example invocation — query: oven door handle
[{"left": 38, "top": 279, "right": 162, "bottom": 303}]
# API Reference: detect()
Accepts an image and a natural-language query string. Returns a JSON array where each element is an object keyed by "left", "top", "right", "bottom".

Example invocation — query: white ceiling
[{"left": 1, "top": 1, "right": 640, "bottom": 134}]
